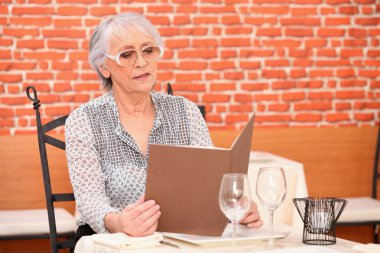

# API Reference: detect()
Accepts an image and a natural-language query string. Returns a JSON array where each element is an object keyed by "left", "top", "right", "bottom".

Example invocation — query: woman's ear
[{"left": 98, "top": 65, "right": 111, "bottom": 79}]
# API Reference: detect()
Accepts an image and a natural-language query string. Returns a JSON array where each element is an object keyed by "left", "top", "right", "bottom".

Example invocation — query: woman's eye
[
  {"left": 143, "top": 47, "right": 154, "bottom": 54},
  {"left": 120, "top": 51, "right": 134, "bottom": 59}
]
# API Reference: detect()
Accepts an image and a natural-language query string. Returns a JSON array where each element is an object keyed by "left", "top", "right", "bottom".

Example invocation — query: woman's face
[{"left": 100, "top": 26, "right": 159, "bottom": 95}]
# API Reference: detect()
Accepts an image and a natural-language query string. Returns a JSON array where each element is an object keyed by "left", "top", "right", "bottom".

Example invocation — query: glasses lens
[
  {"left": 141, "top": 46, "right": 161, "bottom": 62},
  {"left": 118, "top": 50, "right": 137, "bottom": 67}
]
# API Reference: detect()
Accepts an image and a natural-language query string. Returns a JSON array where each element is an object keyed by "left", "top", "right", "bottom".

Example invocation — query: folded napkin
[
  {"left": 353, "top": 243, "right": 380, "bottom": 253},
  {"left": 74, "top": 232, "right": 163, "bottom": 253}
]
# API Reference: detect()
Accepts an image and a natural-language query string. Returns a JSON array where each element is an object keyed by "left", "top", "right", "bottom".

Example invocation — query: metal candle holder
[{"left": 293, "top": 197, "right": 347, "bottom": 245}]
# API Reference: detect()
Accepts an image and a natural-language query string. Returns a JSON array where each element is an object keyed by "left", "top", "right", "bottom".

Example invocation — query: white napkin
[
  {"left": 74, "top": 232, "right": 163, "bottom": 253},
  {"left": 353, "top": 243, "right": 380, "bottom": 253},
  {"left": 93, "top": 232, "right": 163, "bottom": 249}
]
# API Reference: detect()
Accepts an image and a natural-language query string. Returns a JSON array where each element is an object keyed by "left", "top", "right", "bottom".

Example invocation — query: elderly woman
[{"left": 65, "top": 12, "right": 263, "bottom": 239}]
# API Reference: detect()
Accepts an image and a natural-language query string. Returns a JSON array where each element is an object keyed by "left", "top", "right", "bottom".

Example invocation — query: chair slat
[
  {"left": 52, "top": 193, "right": 75, "bottom": 202},
  {"left": 42, "top": 115, "right": 68, "bottom": 134},
  {"left": 44, "top": 135, "right": 66, "bottom": 150}
]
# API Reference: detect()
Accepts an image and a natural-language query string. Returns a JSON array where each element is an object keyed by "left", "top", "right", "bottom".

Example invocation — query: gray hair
[{"left": 89, "top": 12, "right": 164, "bottom": 90}]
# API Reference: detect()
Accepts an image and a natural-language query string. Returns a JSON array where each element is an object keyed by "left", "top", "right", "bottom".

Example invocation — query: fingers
[
  {"left": 123, "top": 199, "right": 157, "bottom": 220},
  {"left": 239, "top": 201, "right": 263, "bottom": 228}
]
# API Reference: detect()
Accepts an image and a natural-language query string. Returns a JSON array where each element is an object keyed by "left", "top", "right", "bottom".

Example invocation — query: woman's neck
[{"left": 113, "top": 90, "right": 154, "bottom": 117}]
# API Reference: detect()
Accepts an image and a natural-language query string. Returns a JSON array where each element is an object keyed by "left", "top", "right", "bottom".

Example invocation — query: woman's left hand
[{"left": 239, "top": 201, "right": 263, "bottom": 228}]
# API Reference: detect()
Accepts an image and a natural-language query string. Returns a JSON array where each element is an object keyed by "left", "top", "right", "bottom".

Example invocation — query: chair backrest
[
  {"left": 372, "top": 124, "right": 380, "bottom": 199},
  {"left": 167, "top": 82, "right": 206, "bottom": 119},
  {"left": 26, "top": 86, "right": 75, "bottom": 253}
]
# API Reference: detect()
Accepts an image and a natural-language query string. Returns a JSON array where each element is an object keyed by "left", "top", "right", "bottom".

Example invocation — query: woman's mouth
[{"left": 133, "top": 73, "right": 150, "bottom": 80}]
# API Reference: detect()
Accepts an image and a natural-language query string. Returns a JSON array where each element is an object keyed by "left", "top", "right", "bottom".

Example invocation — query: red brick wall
[{"left": 1, "top": 0, "right": 379, "bottom": 135}]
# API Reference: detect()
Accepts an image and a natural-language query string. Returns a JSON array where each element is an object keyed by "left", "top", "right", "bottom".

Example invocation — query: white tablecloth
[{"left": 248, "top": 151, "right": 308, "bottom": 229}]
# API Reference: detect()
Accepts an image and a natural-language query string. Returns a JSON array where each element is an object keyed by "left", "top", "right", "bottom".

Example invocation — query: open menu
[{"left": 144, "top": 114, "right": 255, "bottom": 236}]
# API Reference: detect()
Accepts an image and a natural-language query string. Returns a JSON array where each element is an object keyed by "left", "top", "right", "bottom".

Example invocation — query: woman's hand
[
  {"left": 239, "top": 201, "right": 263, "bottom": 228},
  {"left": 105, "top": 198, "right": 161, "bottom": 236}
]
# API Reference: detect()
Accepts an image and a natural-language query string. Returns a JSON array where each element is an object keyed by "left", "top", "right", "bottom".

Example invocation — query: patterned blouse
[{"left": 65, "top": 91, "right": 213, "bottom": 233}]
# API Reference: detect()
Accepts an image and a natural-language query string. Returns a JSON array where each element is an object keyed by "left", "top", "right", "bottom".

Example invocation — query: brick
[
  {"left": 90, "top": 7, "right": 117, "bottom": 16},
  {"left": 0, "top": 119, "right": 15, "bottom": 127},
  {"left": 16, "top": 39, "right": 44, "bottom": 49},
  {"left": 22, "top": 83, "right": 50, "bottom": 92},
  {"left": 262, "top": 40, "right": 301, "bottom": 48},
  {"left": 9, "top": 62, "right": 38, "bottom": 70},
  {"left": 268, "top": 103, "right": 290, "bottom": 112},
  {"left": 175, "top": 73, "right": 202, "bottom": 82},
  {"left": 335, "top": 102, "right": 351, "bottom": 110},
  {"left": 166, "top": 39, "right": 190, "bottom": 49},
  {"left": 262, "top": 70, "right": 287, "bottom": 79},
  {"left": 225, "top": 27, "right": 253, "bottom": 35},
  {"left": 62, "top": 94, "right": 91, "bottom": 103},
  {"left": 226, "top": 114, "right": 249, "bottom": 124},
  {"left": 0, "top": 50, "right": 12, "bottom": 59},
  {"left": 291, "top": 7, "right": 318, "bottom": 15},
  {"left": 257, "top": 28, "right": 281, "bottom": 37},
  {"left": 359, "top": 70, "right": 380, "bottom": 78},
  {"left": 3, "top": 28, "right": 39, "bottom": 37},
  {"left": 348, "top": 28, "right": 367, "bottom": 37},
  {"left": 310, "top": 69, "right": 334, "bottom": 77},
  {"left": 354, "top": 113, "right": 374, "bottom": 121},
  {"left": 285, "top": 28, "right": 313, "bottom": 37},
  {"left": 221, "top": 50, "right": 237, "bottom": 58},
  {"left": 205, "top": 73, "right": 220, "bottom": 80},
  {"left": 26, "top": 72, "right": 53, "bottom": 80},
  {"left": 280, "top": 17, "right": 320, "bottom": 26},
  {"left": 295, "top": 102, "right": 332, "bottom": 111},
  {"left": 0, "top": 38, "right": 13, "bottom": 46},
  {"left": 180, "top": 27, "right": 208, "bottom": 36},
  {"left": 176, "top": 5, "right": 197, "bottom": 13},
  {"left": 0, "top": 74, "right": 22, "bottom": 83},
  {"left": 1, "top": 96, "right": 28, "bottom": 105},
  {"left": 336, "top": 68, "right": 356, "bottom": 78},
  {"left": 10, "top": 17, "right": 52, "bottom": 26},
  {"left": 325, "top": 17, "right": 351, "bottom": 26},
  {"left": 210, "top": 83, "right": 236, "bottom": 91},
  {"left": 45, "top": 106, "right": 71, "bottom": 116},
  {"left": 12, "top": 6, "right": 54, "bottom": 15},
  {"left": 224, "top": 71, "right": 244, "bottom": 80},
  {"left": 171, "top": 83, "right": 206, "bottom": 92},
  {"left": 355, "top": 18, "right": 379, "bottom": 26},
  {"left": 0, "top": 108, "right": 14, "bottom": 117},
  {"left": 42, "top": 29, "right": 86, "bottom": 38},
  {"left": 7, "top": 85, "right": 20, "bottom": 93},
  {"left": 221, "top": 15, "right": 241, "bottom": 25},
  {"left": 47, "top": 40, "right": 78, "bottom": 49},
  {"left": 254, "top": 94, "right": 280, "bottom": 101},
  {"left": 211, "top": 61, "right": 235, "bottom": 70},
  {"left": 318, "top": 28, "right": 345, "bottom": 37},
  {"left": 305, "top": 39, "right": 327, "bottom": 48},
  {"left": 202, "top": 94, "right": 231, "bottom": 103},
  {"left": 56, "top": 72, "right": 78, "bottom": 81},
  {"left": 57, "top": 6, "right": 87, "bottom": 15},
  {"left": 370, "top": 81, "right": 380, "bottom": 88},
  {"left": 265, "top": 59, "right": 289, "bottom": 67},
  {"left": 240, "top": 61, "right": 260, "bottom": 69},
  {"left": 338, "top": 6, "right": 358, "bottom": 14},
  {"left": 344, "top": 39, "right": 367, "bottom": 47},
  {"left": 240, "top": 49, "right": 274, "bottom": 58},
  {"left": 336, "top": 90, "right": 365, "bottom": 99},
  {"left": 234, "top": 94, "right": 253, "bottom": 103},
  {"left": 251, "top": 6, "right": 289, "bottom": 15},
  {"left": 272, "top": 81, "right": 296, "bottom": 90},
  {"left": 295, "top": 114, "right": 322, "bottom": 122},
  {"left": 15, "top": 108, "right": 34, "bottom": 116},
  {"left": 53, "top": 18, "right": 82, "bottom": 27},
  {"left": 229, "top": 105, "right": 253, "bottom": 113},
  {"left": 221, "top": 38, "right": 251, "bottom": 47},
  {"left": 68, "top": 51, "right": 88, "bottom": 61},
  {"left": 282, "top": 92, "right": 305, "bottom": 101},
  {"left": 255, "top": 114, "right": 292, "bottom": 123},
  {"left": 179, "top": 49, "right": 217, "bottom": 59},
  {"left": 290, "top": 69, "right": 307, "bottom": 78},
  {"left": 341, "top": 49, "right": 363, "bottom": 58},
  {"left": 298, "top": 81, "right": 324, "bottom": 88},
  {"left": 245, "top": 17, "right": 276, "bottom": 25},
  {"left": 173, "top": 16, "right": 190, "bottom": 25},
  {"left": 192, "top": 39, "right": 219, "bottom": 48},
  {"left": 326, "top": 113, "right": 350, "bottom": 122},
  {"left": 326, "top": 0, "right": 350, "bottom": 4},
  {"left": 315, "top": 60, "right": 350, "bottom": 67},
  {"left": 158, "top": 62, "right": 177, "bottom": 70},
  {"left": 178, "top": 61, "right": 207, "bottom": 70},
  {"left": 368, "top": 50, "right": 380, "bottom": 57},
  {"left": 148, "top": 5, "right": 173, "bottom": 13},
  {"left": 52, "top": 61, "right": 77, "bottom": 70},
  {"left": 53, "top": 82, "right": 72, "bottom": 92},
  {"left": 199, "top": 6, "right": 236, "bottom": 13},
  {"left": 147, "top": 16, "right": 170, "bottom": 25}
]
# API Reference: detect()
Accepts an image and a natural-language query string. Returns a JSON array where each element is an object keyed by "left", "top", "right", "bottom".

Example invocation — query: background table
[{"left": 248, "top": 151, "right": 308, "bottom": 229}]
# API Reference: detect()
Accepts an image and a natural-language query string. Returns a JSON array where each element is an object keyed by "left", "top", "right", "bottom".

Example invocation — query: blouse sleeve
[
  {"left": 184, "top": 99, "right": 214, "bottom": 147},
  {"left": 65, "top": 108, "right": 119, "bottom": 233}
]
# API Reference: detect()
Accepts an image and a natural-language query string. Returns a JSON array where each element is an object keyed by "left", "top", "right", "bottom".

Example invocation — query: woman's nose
[{"left": 134, "top": 52, "right": 148, "bottom": 67}]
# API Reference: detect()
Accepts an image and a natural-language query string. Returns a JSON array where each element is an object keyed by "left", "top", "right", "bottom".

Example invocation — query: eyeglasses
[{"left": 105, "top": 46, "right": 163, "bottom": 67}]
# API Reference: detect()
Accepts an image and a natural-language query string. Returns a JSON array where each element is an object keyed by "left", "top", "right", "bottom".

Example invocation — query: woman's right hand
[
  {"left": 105, "top": 198, "right": 161, "bottom": 236},
  {"left": 119, "top": 198, "right": 161, "bottom": 236}
]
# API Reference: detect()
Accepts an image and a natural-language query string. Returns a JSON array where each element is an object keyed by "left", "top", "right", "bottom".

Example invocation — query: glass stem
[
  {"left": 232, "top": 220, "right": 237, "bottom": 250},
  {"left": 268, "top": 211, "right": 274, "bottom": 247}
]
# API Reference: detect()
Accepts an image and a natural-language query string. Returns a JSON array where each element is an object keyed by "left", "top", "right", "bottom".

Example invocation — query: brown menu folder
[{"left": 144, "top": 114, "right": 255, "bottom": 236}]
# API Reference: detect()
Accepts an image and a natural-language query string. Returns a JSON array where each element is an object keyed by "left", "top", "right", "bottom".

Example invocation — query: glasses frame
[{"left": 105, "top": 45, "right": 164, "bottom": 67}]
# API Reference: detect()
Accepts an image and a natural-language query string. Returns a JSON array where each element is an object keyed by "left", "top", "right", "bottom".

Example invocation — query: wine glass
[
  {"left": 219, "top": 173, "right": 251, "bottom": 250},
  {"left": 256, "top": 167, "right": 287, "bottom": 247}
]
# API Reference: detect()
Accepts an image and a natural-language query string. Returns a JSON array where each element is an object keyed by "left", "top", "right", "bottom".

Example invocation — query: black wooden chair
[
  {"left": 336, "top": 124, "right": 380, "bottom": 243},
  {"left": 26, "top": 86, "right": 76, "bottom": 253}
]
